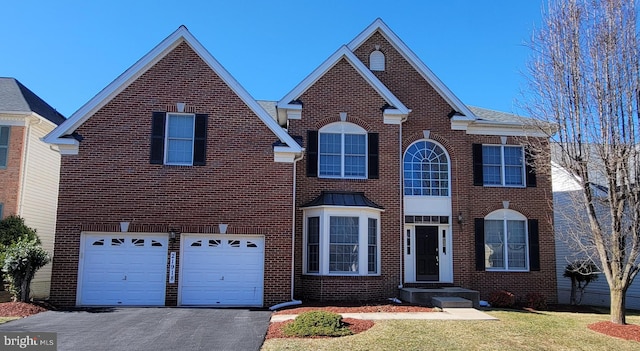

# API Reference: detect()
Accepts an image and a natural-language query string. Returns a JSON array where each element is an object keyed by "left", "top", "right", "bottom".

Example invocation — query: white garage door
[
  {"left": 78, "top": 233, "right": 168, "bottom": 306},
  {"left": 180, "top": 235, "right": 264, "bottom": 306}
]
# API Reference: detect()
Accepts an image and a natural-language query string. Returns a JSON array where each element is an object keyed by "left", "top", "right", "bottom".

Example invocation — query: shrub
[
  {"left": 283, "top": 311, "right": 352, "bottom": 337},
  {"left": 525, "top": 292, "right": 548, "bottom": 310},
  {"left": 564, "top": 261, "right": 599, "bottom": 305},
  {"left": 0, "top": 216, "right": 40, "bottom": 270},
  {"left": 488, "top": 290, "right": 516, "bottom": 308},
  {"left": 2, "top": 239, "right": 50, "bottom": 302}
]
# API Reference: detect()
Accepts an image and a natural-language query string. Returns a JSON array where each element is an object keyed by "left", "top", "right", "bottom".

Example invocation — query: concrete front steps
[{"left": 399, "top": 287, "right": 480, "bottom": 308}]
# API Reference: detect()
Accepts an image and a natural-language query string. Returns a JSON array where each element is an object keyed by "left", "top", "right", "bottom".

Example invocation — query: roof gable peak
[
  {"left": 277, "top": 45, "right": 409, "bottom": 118},
  {"left": 44, "top": 26, "right": 302, "bottom": 156},
  {"left": 348, "top": 18, "right": 475, "bottom": 119}
]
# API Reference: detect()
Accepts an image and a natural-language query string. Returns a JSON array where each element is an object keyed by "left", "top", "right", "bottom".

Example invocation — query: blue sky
[{"left": 1, "top": 1, "right": 543, "bottom": 118}]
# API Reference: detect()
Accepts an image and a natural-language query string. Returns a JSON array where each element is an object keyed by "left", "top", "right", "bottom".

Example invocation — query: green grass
[
  {"left": 0, "top": 317, "right": 19, "bottom": 324},
  {"left": 262, "top": 309, "right": 640, "bottom": 351}
]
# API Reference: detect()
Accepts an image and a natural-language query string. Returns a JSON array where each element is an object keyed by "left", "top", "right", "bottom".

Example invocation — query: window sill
[
  {"left": 485, "top": 269, "right": 530, "bottom": 273},
  {"left": 318, "top": 176, "right": 368, "bottom": 180},
  {"left": 481, "top": 184, "right": 526, "bottom": 188},
  {"left": 302, "top": 273, "right": 381, "bottom": 277}
]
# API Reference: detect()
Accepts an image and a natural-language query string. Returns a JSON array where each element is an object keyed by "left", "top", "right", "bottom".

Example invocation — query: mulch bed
[
  {"left": 265, "top": 318, "right": 375, "bottom": 339},
  {"left": 0, "top": 302, "right": 49, "bottom": 318},
  {"left": 273, "top": 300, "right": 435, "bottom": 315},
  {"left": 588, "top": 321, "right": 640, "bottom": 342}
]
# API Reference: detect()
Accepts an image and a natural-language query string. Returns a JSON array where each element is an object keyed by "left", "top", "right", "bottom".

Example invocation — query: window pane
[
  {"left": 307, "top": 217, "right": 320, "bottom": 273},
  {"left": 482, "top": 146, "right": 502, "bottom": 185},
  {"left": 319, "top": 133, "right": 341, "bottom": 176},
  {"left": 167, "top": 115, "right": 194, "bottom": 138},
  {"left": 344, "top": 134, "right": 366, "bottom": 154},
  {"left": 166, "top": 115, "right": 194, "bottom": 164},
  {"left": 0, "top": 148, "right": 6, "bottom": 168},
  {"left": 504, "top": 165, "right": 524, "bottom": 186},
  {"left": 504, "top": 147, "right": 524, "bottom": 186},
  {"left": 0, "top": 127, "right": 9, "bottom": 145},
  {"left": 166, "top": 139, "right": 193, "bottom": 164},
  {"left": 0, "top": 126, "right": 8, "bottom": 168},
  {"left": 329, "top": 216, "right": 359, "bottom": 273},
  {"left": 503, "top": 147, "right": 523, "bottom": 166},
  {"left": 507, "top": 220, "right": 527, "bottom": 269},
  {"left": 344, "top": 155, "right": 366, "bottom": 177},
  {"left": 368, "top": 218, "right": 377, "bottom": 274},
  {"left": 484, "top": 220, "right": 504, "bottom": 268}
]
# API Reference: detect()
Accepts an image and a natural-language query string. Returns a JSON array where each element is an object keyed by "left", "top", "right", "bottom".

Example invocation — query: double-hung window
[
  {"left": 478, "top": 145, "right": 526, "bottom": 187},
  {"left": 318, "top": 123, "right": 367, "bottom": 178},
  {"left": 0, "top": 126, "right": 9, "bottom": 168},
  {"left": 305, "top": 209, "right": 380, "bottom": 276},
  {"left": 475, "top": 209, "right": 540, "bottom": 272},
  {"left": 150, "top": 112, "right": 208, "bottom": 166},
  {"left": 165, "top": 114, "right": 195, "bottom": 165}
]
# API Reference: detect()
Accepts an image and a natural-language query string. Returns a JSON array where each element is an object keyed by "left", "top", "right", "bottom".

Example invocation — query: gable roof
[
  {"left": 44, "top": 26, "right": 302, "bottom": 156},
  {"left": 277, "top": 45, "right": 410, "bottom": 115},
  {"left": 347, "top": 18, "right": 476, "bottom": 119},
  {"left": 0, "top": 77, "right": 66, "bottom": 125}
]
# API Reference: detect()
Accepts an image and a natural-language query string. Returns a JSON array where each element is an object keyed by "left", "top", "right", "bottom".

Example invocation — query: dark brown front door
[{"left": 416, "top": 226, "right": 439, "bottom": 281}]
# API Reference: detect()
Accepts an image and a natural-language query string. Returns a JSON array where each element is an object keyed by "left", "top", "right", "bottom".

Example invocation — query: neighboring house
[
  {"left": 44, "top": 19, "right": 556, "bottom": 308},
  {"left": 0, "top": 77, "right": 66, "bottom": 298},
  {"left": 553, "top": 160, "right": 640, "bottom": 310}
]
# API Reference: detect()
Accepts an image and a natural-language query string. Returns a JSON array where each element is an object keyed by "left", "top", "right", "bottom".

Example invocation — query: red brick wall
[
  {"left": 286, "top": 30, "right": 557, "bottom": 303},
  {"left": 50, "top": 42, "right": 295, "bottom": 307},
  {"left": 0, "top": 126, "right": 24, "bottom": 217},
  {"left": 287, "top": 58, "right": 402, "bottom": 301},
  {"left": 354, "top": 31, "right": 556, "bottom": 302}
]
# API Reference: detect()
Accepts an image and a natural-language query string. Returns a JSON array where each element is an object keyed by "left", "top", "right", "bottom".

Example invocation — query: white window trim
[
  {"left": 482, "top": 145, "right": 526, "bottom": 187},
  {"left": 403, "top": 139, "right": 451, "bottom": 197},
  {"left": 164, "top": 113, "right": 195, "bottom": 166},
  {"left": 318, "top": 122, "right": 367, "bottom": 179},
  {"left": 303, "top": 207, "right": 381, "bottom": 276},
  {"left": 485, "top": 209, "right": 529, "bottom": 272}
]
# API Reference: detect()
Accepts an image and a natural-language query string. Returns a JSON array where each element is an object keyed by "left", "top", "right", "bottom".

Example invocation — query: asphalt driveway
[{"left": 0, "top": 308, "right": 272, "bottom": 351}]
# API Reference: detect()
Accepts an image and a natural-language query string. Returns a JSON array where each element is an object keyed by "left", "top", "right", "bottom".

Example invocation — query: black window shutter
[
  {"left": 472, "top": 144, "right": 484, "bottom": 186},
  {"left": 528, "top": 219, "right": 540, "bottom": 271},
  {"left": 525, "top": 147, "right": 537, "bottom": 187},
  {"left": 474, "top": 218, "right": 485, "bottom": 271},
  {"left": 193, "top": 114, "right": 208, "bottom": 166},
  {"left": 306, "top": 130, "right": 318, "bottom": 177},
  {"left": 150, "top": 112, "right": 166, "bottom": 164},
  {"left": 368, "top": 133, "right": 379, "bottom": 179}
]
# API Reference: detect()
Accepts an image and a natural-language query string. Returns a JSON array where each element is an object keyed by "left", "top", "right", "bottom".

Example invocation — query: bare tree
[{"left": 525, "top": 0, "right": 640, "bottom": 324}]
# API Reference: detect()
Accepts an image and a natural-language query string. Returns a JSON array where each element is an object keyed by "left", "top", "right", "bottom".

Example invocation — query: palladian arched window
[{"left": 404, "top": 140, "right": 449, "bottom": 196}]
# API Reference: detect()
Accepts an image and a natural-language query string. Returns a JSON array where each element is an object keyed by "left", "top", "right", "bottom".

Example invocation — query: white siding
[
  {"left": 553, "top": 169, "right": 640, "bottom": 310},
  {"left": 19, "top": 123, "right": 60, "bottom": 298}
]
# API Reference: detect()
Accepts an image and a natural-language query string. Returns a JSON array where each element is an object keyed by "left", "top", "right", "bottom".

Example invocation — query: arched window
[
  {"left": 484, "top": 209, "right": 528, "bottom": 271},
  {"left": 369, "top": 50, "right": 385, "bottom": 71},
  {"left": 403, "top": 140, "right": 449, "bottom": 196}
]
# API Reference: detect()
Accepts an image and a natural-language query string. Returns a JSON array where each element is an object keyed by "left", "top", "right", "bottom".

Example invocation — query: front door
[{"left": 416, "top": 226, "right": 439, "bottom": 281}]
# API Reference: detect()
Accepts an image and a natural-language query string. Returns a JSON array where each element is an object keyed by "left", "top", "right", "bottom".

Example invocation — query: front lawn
[{"left": 261, "top": 309, "right": 640, "bottom": 351}]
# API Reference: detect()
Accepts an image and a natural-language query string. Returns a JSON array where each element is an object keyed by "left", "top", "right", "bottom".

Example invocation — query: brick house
[
  {"left": 45, "top": 19, "right": 556, "bottom": 308},
  {"left": 0, "top": 77, "right": 66, "bottom": 298}
]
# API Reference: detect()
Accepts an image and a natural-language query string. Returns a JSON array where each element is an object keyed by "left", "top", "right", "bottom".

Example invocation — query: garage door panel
[
  {"left": 181, "top": 235, "right": 264, "bottom": 306},
  {"left": 79, "top": 233, "right": 168, "bottom": 306}
]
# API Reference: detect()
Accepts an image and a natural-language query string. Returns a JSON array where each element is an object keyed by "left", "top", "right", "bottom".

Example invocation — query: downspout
[
  {"left": 270, "top": 153, "right": 304, "bottom": 311},
  {"left": 398, "top": 115, "right": 408, "bottom": 289}
]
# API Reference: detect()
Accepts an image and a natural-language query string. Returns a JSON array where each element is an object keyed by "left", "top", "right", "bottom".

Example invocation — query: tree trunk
[
  {"left": 570, "top": 278, "right": 577, "bottom": 305},
  {"left": 610, "top": 288, "right": 626, "bottom": 325}
]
